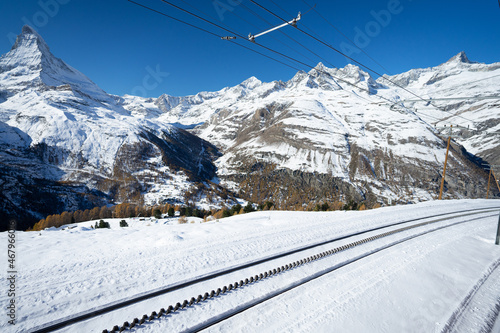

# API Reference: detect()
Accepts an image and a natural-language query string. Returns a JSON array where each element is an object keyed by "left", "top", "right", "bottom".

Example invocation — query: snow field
[
  {"left": 94, "top": 209, "right": 500, "bottom": 332},
  {"left": 0, "top": 200, "right": 499, "bottom": 332},
  {"left": 205, "top": 212, "right": 500, "bottom": 333}
]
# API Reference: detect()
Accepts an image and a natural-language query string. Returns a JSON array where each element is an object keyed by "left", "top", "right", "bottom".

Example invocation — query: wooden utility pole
[
  {"left": 487, "top": 169, "right": 492, "bottom": 199},
  {"left": 439, "top": 125, "right": 458, "bottom": 200},
  {"left": 496, "top": 211, "right": 500, "bottom": 246},
  {"left": 438, "top": 136, "right": 451, "bottom": 200},
  {"left": 484, "top": 166, "right": 500, "bottom": 199},
  {"left": 485, "top": 167, "right": 500, "bottom": 246},
  {"left": 493, "top": 170, "right": 500, "bottom": 193}
]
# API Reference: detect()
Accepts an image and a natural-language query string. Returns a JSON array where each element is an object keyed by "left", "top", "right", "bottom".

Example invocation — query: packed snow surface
[{"left": 1, "top": 200, "right": 500, "bottom": 332}]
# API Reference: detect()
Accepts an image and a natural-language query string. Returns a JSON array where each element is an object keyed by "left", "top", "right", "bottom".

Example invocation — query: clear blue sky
[{"left": 0, "top": 0, "right": 499, "bottom": 97}]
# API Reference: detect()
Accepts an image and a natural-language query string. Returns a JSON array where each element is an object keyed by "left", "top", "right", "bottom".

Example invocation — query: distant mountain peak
[
  {"left": 313, "top": 62, "right": 327, "bottom": 71},
  {"left": 11, "top": 25, "right": 49, "bottom": 54},
  {"left": 240, "top": 76, "right": 262, "bottom": 88},
  {"left": 446, "top": 51, "right": 472, "bottom": 64},
  {"left": 308, "top": 62, "right": 332, "bottom": 77},
  {"left": 1, "top": 25, "right": 108, "bottom": 99}
]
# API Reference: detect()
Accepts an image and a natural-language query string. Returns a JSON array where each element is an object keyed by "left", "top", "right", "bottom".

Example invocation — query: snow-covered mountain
[
  {"left": 0, "top": 26, "right": 227, "bottom": 229},
  {"left": 122, "top": 55, "right": 498, "bottom": 207},
  {"left": 378, "top": 51, "right": 500, "bottom": 167},
  {"left": 1, "top": 26, "right": 498, "bottom": 228}
]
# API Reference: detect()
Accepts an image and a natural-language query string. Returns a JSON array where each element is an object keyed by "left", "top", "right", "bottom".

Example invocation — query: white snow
[
  {"left": 1, "top": 199, "right": 500, "bottom": 332},
  {"left": 2, "top": 27, "right": 498, "bottom": 207}
]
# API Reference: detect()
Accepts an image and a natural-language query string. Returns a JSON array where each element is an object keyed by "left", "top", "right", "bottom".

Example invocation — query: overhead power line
[
  {"left": 127, "top": 0, "right": 220, "bottom": 38},
  {"left": 214, "top": 1, "right": 320, "bottom": 65},
  {"left": 151, "top": 0, "right": 401, "bottom": 105},
  {"left": 392, "top": 95, "right": 500, "bottom": 107},
  {"left": 428, "top": 73, "right": 500, "bottom": 96},
  {"left": 268, "top": 0, "right": 325, "bottom": 41},
  {"left": 269, "top": 0, "right": 391, "bottom": 75},
  {"left": 126, "top": 0, "right": 301, "bottom": 72},
  {"left": 247, "top": 0, "right": 485, "bottom": 125},
  {"left": 176, "top": 0, "right": 327, "bottom": 71},
  {"left": 391, "top": 94, "right": 500, "bottom": 125},
  {"left": 238, "top": 1, "right": 336, "bottom": 68},
  {"left": 247, "top": 0, "right": 443, "bottom": 105},
  {"left": 128, "top": 0, "right": 452, "bottom": 129},
  {"left": 299, "top": 0, "right": 393, "bottom": 75}
]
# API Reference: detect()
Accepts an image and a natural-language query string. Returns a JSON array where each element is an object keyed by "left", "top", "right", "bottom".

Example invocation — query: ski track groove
[
  {"left": 281, "top": 220, "right": 496, "bottom": 333},
  {"left": 441, "top": 257, "right": 500, "bottom": 333}
]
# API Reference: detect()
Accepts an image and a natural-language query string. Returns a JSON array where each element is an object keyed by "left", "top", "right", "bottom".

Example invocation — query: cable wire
[
  {"left": 156, "top": 0, "right": 405, "bottom": 105},
  {"left": 248, "top": 0, "right": 485, "bottom": 125},
  {"left": 127, "top": 0, "right": 221, "bottom": 38},
  {"left": 127, "top": 0, "right": 300, "bottom": 72},
  {"left": 129, "top": 0, "right": 445, "bottom": 128},
  {"left": 127, "top": 0, "right": 493, "bottom": 139},
  {"left": 176, "top": 0, "right": 315, "bottom": 67},
  {"left": 248, "top": 0, "right": 438, "bottom": 104},
  {"left": 225, "top": 2, "right": 322, "bottom": 66},
  {"left": 238, "top": 1, "right": 335, "bottom": 68},
  {"left": 300, "top": 0, "right": 393, "bottom": 75}
]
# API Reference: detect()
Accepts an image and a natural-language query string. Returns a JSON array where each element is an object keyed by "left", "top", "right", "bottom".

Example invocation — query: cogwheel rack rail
[{"left": 29, "top": 207, "right": 500, "bottom": 333}]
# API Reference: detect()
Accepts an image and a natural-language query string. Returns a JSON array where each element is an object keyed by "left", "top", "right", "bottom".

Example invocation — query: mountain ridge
[
  {"left": 0, "top": 26, "right": 233, "bottom": 230},
  {"left": 1, "top": 26, "right": 499, "bottom": 229}
]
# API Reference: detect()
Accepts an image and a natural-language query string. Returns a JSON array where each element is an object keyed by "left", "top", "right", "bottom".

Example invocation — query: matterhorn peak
[
  {"left": 446, "top": 51, "right": 472, "bottom": 64},
  {"left": 1, "top": 25, "right": 108, "bottom": 100},
  {"left": 11, "top": 25, "right": 49, "bottom": 52},
  {"left": 1, "top": 25, "right": 62, "bottom": 73}
]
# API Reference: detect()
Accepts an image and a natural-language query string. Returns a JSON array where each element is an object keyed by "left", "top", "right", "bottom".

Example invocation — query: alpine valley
[{"left": 1, "top": 26, "right": 499, "bottom": 229}]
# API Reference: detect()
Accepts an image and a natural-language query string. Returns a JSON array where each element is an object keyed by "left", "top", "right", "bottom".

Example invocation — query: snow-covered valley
[{"left": 1, "top": 199, "right": 499, "bottom": 332}]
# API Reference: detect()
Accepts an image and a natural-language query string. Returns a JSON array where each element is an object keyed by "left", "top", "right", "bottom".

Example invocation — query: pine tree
[
  {"left": 153, "top": 208, "right": 162, "bottom": 219},
  {"left": 243, "top": 202, "right": 255, "bottom": 213},
  {"left": 167, "top": 207, "right": 175, "bottom": 217}
]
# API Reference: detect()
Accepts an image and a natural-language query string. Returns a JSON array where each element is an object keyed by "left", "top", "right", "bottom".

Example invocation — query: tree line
[
  {"left": 30, "top": 203, "right": 182, "bottom": 231},
  {"left": 30, "top": 198, "right": 375, "bottom": 231}
]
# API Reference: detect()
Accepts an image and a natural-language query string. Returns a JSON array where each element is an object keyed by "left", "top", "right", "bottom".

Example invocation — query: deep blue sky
[{"left": 0, "top": 0, "right": 499, "bottom": 97}]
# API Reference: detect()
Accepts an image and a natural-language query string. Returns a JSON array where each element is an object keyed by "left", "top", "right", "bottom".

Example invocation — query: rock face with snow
[
  {"left": 0, "top": 26, "right": 222, "bottom": 229},
  {"left": 132, "top": 57, "right": 497, "bottom": 207},
  {"left": 0, "top": 26, "right": 498, "bottom": 228},
  {"left": 379, "top": 51, "right": 500, "bottom": 167}
]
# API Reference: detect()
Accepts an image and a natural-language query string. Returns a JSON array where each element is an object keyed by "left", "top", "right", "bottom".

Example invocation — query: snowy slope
[
  {"left": 378, "top": 51, "right": 500, "bottom": 165},
  {"left": 122, "top": 57, "right": 496, "bottom": 204},
  {"left": 1, "top": 199, "right": 499, "bottom": 332},
  {"left": 0, "top": 26, "right": 226, "bottom": 228},
  {"left": 1, "top": 24, "right": 498, "bottom": 226}
]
